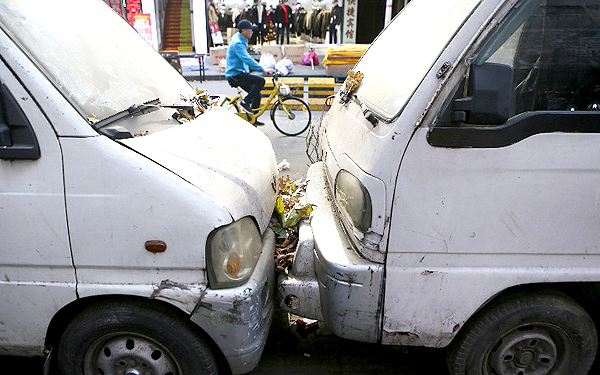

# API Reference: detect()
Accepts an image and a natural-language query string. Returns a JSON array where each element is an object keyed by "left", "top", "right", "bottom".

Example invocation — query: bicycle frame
[{"left": 228, "top": 76, "right": 296, "bottom": 124}]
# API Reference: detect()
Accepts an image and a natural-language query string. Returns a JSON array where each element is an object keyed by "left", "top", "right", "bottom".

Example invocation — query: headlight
[
  {"left": 207, "top": 217, "right": 262, "bottom": 289},
  {"left": 335, "top": 170, "right": 372, "bottom": 233}
]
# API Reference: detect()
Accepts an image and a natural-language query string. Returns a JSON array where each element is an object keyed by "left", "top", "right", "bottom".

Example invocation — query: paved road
[{"left": 252, "top": 310, "right": 449, "bottom": 375}]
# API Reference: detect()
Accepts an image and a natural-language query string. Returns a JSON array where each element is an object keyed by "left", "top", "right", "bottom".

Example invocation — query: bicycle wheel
[{"left": 270, "top": 97, "right": 311, "bottom": 136}]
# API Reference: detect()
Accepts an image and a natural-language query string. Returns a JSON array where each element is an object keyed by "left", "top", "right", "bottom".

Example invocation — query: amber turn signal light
[{"left": 145, "top": 240, "right": 167, "bottom": 253}]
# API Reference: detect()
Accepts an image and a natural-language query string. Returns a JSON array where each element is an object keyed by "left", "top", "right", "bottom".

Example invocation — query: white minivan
[
  {"left": 0, "top": 1, "right": 278, "bottom": 374},
  {"left": 279, "top": 0, "right": 600, "bottom": 374}
]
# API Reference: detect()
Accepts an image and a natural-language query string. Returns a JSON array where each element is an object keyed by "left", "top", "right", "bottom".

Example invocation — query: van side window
[
  {"left": 501, "top": 1, "right": 600, "bottom": 114},
  {"left": 429, "top": 0, "right": 600, "bottom": 148}
]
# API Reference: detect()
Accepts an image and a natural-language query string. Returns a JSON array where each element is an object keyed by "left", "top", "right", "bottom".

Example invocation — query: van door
[
  {"left": 384, "top": 0, "right": 600, "bottom": 347},
  {"left": 0, "top": 61, "right": 76, "bottom": 355}
]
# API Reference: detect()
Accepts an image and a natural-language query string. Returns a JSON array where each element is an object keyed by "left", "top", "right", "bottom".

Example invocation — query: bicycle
[{"left": 219, "top": 74, "right": 312, "bottom": 136}]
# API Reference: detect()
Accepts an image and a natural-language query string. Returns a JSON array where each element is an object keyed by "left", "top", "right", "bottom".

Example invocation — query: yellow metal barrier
[
  {"left": 260, "top": 77, "right": 304, "bottom": 109},
  {"left": 307, "top": 77, "right": 335, "bottom": 110}
]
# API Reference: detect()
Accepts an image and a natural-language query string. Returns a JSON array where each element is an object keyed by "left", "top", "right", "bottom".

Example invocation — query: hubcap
[
  {"left": 84, "top": 333, "right": 180, "bottom": 375},
  {"left": 485, "top": 323, "right": 566, "bottom": 375}
]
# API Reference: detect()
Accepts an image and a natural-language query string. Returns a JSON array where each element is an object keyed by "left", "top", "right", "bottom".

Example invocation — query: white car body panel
[
  {"left": 0, "top": 1, "right": 278, "bottom": 372},
  {"left": 279, "top": 0, "right": 600, "bottom": 353},
  {"left": 0, "top": 55, "right": 76, "bottom": 357}
]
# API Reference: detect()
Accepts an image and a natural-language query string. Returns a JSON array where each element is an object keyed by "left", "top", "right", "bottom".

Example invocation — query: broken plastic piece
[
  {"left": 296, "top": 317, "right": 319, "bottom": 334},
  {"left": 277, "top": 159, "right": 290, "bottom": 171}
]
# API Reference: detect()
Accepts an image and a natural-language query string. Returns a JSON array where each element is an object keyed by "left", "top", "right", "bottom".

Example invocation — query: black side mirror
[{"left": 453, "top": 62, "right": 513, "bottom": 125}]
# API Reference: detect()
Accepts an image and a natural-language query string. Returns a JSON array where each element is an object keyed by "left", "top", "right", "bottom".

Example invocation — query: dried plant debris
[
  {"left": 133, "top": 130, "right": 149, "bottom": 137},
  {"left": 275, "top": 234, "right": 297, "bottom": 273},
  {"left": 172, "top": 89, "right": 252, "bottom": 123},
  {"left": 172, "top": 89, "right": 213, "bottom": 123},
  {"left": 270, "top": 175, "right": 315, "bottom": 273}
]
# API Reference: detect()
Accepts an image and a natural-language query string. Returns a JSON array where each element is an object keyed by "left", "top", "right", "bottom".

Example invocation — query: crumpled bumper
[
  {"left": 278, "top": 162, "right": 384, "bottom": 343},
  {"left": 190, "top": 229, "right": 276, "bottom": 374}
]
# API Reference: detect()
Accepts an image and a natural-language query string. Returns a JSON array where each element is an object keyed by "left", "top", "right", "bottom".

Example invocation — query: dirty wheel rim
[
  {"left": 84, "top": 332, "right": 181, "bottom": 375},
  {"left": 484, "top": 322, "right": 570, "bottom": 375}
]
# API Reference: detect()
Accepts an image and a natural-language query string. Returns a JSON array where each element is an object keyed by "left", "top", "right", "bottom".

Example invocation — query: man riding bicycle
[{"left": 225, "top": 19, "right": 274, "bottom": 126}]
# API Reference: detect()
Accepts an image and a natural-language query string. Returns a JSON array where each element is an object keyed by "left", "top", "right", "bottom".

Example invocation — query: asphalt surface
[{"left": 251, "top": 309, "right": 449, "bottom": 375}]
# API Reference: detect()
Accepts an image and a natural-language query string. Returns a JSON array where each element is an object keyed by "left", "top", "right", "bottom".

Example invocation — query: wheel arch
[
  {"left": 446, "top": 282, "right": 600, "bottom": 375},
  {"left": 450, "top": 281, "right": 600, "bottom": 346},
  {"left": 44, "top": 294, "right": 231, "bottom": 373}
]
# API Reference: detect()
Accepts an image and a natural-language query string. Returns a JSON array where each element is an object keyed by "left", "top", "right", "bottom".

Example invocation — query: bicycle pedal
[{"left": 240, "top": 101, "right": 253, "bottom": 113}]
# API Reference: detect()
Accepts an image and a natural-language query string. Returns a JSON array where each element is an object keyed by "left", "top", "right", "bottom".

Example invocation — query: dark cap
[{"left": 237, "top": 19, "right": 257, "bottom": 31}]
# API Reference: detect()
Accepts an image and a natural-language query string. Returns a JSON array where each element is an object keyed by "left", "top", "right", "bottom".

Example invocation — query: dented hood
[{"left": 121, "top": 108, "right": 278, "bottom": 232}]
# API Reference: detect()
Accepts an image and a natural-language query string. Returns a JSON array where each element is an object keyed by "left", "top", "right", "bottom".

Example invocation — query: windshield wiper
[
  {"left": 91, "top": 99, "right": 195, "bottom": 131},
  {"left": 92, "top": 98, "right": 162, "bottom": 130}
]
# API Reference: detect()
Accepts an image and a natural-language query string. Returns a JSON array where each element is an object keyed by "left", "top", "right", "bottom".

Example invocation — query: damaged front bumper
[
  {"left": 278, "top": 162, "right": 384, "bottom": 343},
  {"left": 190, "top": 229, "right": 276, "bottom": 375}
]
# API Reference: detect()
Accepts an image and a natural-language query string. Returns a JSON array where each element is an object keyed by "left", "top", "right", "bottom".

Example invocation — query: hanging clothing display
[
  {"left": 217, "top": 7, "right": 233, "bottom": 31},
  {"left": 273, "top": 3, "right": 292, "bottom": 45},
  {"left": 329, "top": 4, "right": 342, "bottom": 44},
  {"left": 249, "top": 2, "right": 268, "bottom": 45},
  {"left": 203, "top": 1, "right": 346, "bottom": 47},
  {"left": 208, "top": 2, "right": 223, "bottom": 45}
]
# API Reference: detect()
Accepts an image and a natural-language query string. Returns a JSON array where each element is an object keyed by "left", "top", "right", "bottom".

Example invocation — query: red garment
[{"left": 282, "top": 5, "right": 289, "bottom": 23}]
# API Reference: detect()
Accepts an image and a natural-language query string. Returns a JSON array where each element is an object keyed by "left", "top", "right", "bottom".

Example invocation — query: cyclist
[{"left": 225, "top": 19, "right": 274, "bottom": 125}]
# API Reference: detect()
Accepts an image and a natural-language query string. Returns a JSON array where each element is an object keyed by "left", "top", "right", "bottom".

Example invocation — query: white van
[
  {"left": 279, "top": 0, "right": 600, "bottom": 374},
  {"left": 0, "top": 1, "right": 277, "bottom": 374}
]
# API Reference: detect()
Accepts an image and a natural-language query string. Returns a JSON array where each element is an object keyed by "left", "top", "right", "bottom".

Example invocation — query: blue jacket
[{"left": 225, "top": 33, "right": 264, "bottom": 78}]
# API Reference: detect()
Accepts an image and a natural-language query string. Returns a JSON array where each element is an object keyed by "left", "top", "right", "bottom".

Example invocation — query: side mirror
[{"left": 453, "top": 62, "right": 513, "bottom": 125}]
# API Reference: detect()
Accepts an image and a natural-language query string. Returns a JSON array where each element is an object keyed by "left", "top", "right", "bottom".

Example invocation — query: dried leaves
[
  {"left": 275, "top": 234, "right": 297, "bottom": 273},
  {"left": 270, "top": 175, "right": 315, "bottom": 273}
]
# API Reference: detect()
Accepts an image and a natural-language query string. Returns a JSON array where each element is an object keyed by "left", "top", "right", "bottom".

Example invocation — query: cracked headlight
[
  {"left": 207, "top": 217, "right": 262, "bottom": 289},
  {"left": 335, "top": 170, "right": 372, "bottom": 233}
]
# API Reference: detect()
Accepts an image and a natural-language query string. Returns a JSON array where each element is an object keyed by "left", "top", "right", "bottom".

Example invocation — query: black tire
[
  {"left": 57, "top": 299, "right": 218, "bottom": 375},
  {"left": 270, "top": 97, "right": 311, "bottom": 136},
  {"left": 447, "top": 291, "right": 597, "bottom": 375}
]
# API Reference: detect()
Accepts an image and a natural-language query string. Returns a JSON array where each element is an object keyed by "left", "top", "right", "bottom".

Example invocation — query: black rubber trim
[
  {"left": 427, "top": 111, "right": 600, "bottom": 148},
  {"left": 0, "top": 83, "right": 40, "bottom": 159}
]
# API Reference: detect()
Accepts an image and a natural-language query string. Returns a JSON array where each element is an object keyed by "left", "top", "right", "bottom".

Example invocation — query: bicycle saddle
[{"left": 227, "top": 77, "right": 240, "bottom": 88}]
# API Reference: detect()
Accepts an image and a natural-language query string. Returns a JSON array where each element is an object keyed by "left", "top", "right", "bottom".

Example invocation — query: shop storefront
[
  {"left": 102, "top": 0, "right": 414, "bottom": 79},
  {"left": 207, "top": 1, "right": 344, "bottom": 47},
  {"left": 104, "top": 0, "right": 410, "bottom": 53},
  {"left": 105, "top": 0, "right": 162, "bottom": 50}
]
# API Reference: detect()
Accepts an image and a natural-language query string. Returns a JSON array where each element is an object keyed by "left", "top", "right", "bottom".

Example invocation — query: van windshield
[
  {"left": 355, "top": 0, "right": 482, "bottom": 121},
  {"left": 0, "top": 0, "right": 193, "bottom": 123}
]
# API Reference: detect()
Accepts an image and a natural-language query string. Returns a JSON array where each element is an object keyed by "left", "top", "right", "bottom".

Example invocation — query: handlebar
[{"left": 271, "top": 73, "right": 280, "bottom": 85}]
